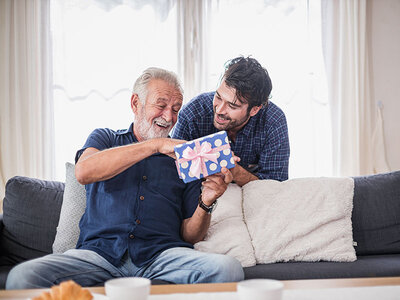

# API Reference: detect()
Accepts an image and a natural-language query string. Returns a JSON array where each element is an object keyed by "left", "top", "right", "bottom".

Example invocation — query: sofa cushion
[
  {"left": 194, "top": 183, "right": 256, "bottom": 267},
  {"left": 243, "top": 177, "right": 356, "bottom": 264},
  {"left": 0, "top": 176, "right": 64, "bottom": 265},
  {"left": 53, "top": 162, "right": 86, "bottom": 253},
  {"left": 244, "top": 254, "right": 400, "bottom": 280},
  {"left": 352, "top": 170, "right": 400, "bottom": 255}
]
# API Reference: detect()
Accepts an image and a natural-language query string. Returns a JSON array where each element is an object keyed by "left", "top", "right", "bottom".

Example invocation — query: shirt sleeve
[
  {"left": 75, "top": 128, "right": 114, "bottom": 163},
  {"left": 256, "top": 114, "right": 290, "bottom": 181}
]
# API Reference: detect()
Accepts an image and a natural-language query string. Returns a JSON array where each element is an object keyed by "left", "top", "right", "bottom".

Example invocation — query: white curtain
[
  {"left": 177, "top": 0, "right": 211, "bottom": 101},
  {"left": 321, "top": 0, "right": 390, "bottom": 177},
  {"left": 0, "top": 0, "right": 54, "bottom": 210}
]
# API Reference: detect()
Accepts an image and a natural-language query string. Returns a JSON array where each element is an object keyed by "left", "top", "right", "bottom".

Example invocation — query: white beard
[{"left": 135, "top": 107, "right": 172, "bottom": 140}]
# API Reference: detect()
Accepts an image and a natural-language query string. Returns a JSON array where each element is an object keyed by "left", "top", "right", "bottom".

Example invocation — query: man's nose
[
  {"left": 162, "top": 108, "right": 173, "bottom": 123},
  {"left": 215, "top": 102, "right": 226, "bottom": 115}
]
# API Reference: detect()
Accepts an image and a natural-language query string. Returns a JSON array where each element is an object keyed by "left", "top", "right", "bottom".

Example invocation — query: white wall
[{"left": 369, "top": 0, "right": 400, "bottom": 171}]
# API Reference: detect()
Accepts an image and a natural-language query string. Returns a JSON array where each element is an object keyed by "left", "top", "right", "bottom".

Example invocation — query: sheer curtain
[
  {"left": 205, "top": 0, "right": 332, "bottom": 178},
  {"left": 51, "top": 0, "right": 178, "bottom": 180},
  {"left": 52, "top": 0, "right": 331, "bottom": 180},
  {"left": 321, "top": 0, "right": 390, "bottom": 177},
  {"left": 177, "top": 0, "right": 211, "bottom": 101},
  {"left": 0, "top": 0, "right": 54, "bottom": 209}
]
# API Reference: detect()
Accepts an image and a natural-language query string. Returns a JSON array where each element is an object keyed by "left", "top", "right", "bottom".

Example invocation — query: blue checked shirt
[{"left": 171, "top": 92, "right": 290, "bottom": 181}]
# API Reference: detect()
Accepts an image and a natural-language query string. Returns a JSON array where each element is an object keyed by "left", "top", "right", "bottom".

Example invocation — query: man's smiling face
[
  {"left": 133, "top": 79, "right": 183, "bottom": 141},
  {"left": 213, "top": 80, "right": 259, "bottom": 135}
]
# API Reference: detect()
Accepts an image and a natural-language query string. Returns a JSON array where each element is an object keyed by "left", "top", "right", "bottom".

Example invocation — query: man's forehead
[
  {"left": 155, "top": 97, "right": 182, "bottom": 105},
  {"left": 147, "top": 81, "right": 183, "bottom": 103},
  {"left": 216, "top": 87, "right": 246, "bottom": 105}
]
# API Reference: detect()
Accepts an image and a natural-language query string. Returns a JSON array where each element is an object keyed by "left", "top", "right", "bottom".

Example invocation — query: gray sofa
[{"left": 1, "top": 171, "right": 400, "bottom": 289}]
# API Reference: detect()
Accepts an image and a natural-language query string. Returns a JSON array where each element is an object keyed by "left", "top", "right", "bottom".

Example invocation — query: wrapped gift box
[{"left": 174, "top": 131, "right": 235, "bottom": 183}]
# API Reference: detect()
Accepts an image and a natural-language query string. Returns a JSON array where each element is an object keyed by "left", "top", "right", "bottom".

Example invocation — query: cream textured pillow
[
  {"left": 52, "top": 162, "right": 86, "bottom": 253},
  {"left": 243, "top": 178, "right": 357, "bottom": 264},
  {"left": 194, "top": 183, "right": 256, "bottom": 267}
]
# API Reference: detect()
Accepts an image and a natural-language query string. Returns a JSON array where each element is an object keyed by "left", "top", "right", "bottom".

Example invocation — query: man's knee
[
  {"left": 6, "top": 259, "right": 53, "bottom": 289},
  {"left": 7, "top": 262, "right": 35, "bottom": 289},
  {"left": 216, "top": 255, "right": 244, "bottom": 282},
  {"left": 203, "top": 254, "right": 244, "bottom": 283}
]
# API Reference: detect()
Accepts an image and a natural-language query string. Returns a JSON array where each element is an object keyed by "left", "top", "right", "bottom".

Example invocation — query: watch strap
[{"left": 198, "top": 194, "right": 217, "bottom": 214}]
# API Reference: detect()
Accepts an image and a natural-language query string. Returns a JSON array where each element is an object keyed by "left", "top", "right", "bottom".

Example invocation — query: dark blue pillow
[
  {"left": 352, "top": 171, "right": 400, "bottom": 255},
  {"left": 0, "top": 176, "right": 64, "bottom": 265}
]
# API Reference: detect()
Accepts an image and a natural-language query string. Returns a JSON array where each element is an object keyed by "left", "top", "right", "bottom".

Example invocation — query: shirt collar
[
  {"left": 116, "top": 123, "right": 138, "bottom": 142},
  {"left": 116, "top": 122, "right": 173, "bottom": 142},
  {"left": 238, "top": 115, "right": 256, "bottom": 138}
]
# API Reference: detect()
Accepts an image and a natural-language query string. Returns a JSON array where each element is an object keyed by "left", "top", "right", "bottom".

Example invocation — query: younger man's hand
[{"left": 201, "top": 167, "right": 233, "bottom": 205}]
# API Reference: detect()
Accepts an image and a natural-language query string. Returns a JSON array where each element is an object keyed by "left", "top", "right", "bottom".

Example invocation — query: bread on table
[{"left": 32, "top": 280, "right": 93, "bottom": 300}]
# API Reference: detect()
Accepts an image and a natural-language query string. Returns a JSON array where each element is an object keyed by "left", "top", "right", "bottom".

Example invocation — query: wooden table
[{"left": 1, "top": 277, "right": 400, "bottom": 298}]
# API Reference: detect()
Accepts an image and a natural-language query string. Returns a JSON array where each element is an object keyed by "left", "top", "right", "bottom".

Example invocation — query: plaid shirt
[{"left": 171, "top": 92, "right": 290, "bottom": 181}]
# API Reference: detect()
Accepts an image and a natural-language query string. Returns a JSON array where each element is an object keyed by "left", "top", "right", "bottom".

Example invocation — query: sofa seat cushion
[
  {"left": 244, "top": 254, "right": 400, "bottom": 280},
  {"left": 352, "top": 171, "right": 400, "bottom": 255},
  {"left": 0, "top": 176, "right": 64, "bottom": 265}
]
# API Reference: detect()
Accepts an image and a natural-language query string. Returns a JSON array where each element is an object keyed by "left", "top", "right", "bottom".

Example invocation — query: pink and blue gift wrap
[{"left": 174, "top": 131, "right": 235, "bottom": 183}]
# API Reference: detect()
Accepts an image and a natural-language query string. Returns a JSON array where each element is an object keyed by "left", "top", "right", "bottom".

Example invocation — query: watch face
[{"left": 210, "top": 200, "right": 218, "bottom": 213}]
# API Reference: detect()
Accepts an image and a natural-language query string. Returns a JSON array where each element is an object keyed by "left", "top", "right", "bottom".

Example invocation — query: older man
[{"left": 6, "top": 67, "right": 243, "bottom": 289}]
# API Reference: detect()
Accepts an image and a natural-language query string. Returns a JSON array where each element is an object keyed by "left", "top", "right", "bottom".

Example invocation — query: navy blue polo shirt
[{"left": 75, "top": 123, "right": 201, "bottom": 267}]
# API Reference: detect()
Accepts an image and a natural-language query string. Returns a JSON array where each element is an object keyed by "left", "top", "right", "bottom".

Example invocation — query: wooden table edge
[
  {"left": 146, "top": 277, "right": 400, "bottom": 294},
  {"left": 1, "top": 276, "right": 400, "bottom": 298}
]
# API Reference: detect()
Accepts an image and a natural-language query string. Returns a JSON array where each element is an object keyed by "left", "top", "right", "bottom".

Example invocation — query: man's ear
[
  {"left": 131, "top": 94, "right": 140, "bottom": 113},
  {"left": 249, "top": 105, "right": 262, "bottom": 117}
]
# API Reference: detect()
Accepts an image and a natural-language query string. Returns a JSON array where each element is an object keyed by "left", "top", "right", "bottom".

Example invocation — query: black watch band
[{"left": 198, "top": 194, "right": 218, "bottom": 214}]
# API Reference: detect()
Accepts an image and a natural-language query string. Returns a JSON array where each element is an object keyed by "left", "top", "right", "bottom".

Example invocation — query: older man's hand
[{"left": 154, "top": 138, "right": 186, "bottom": 159}]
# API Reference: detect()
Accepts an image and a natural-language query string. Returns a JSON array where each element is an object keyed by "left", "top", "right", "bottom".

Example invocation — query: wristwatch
[{"left": 198, "top": 194, "right": 218, "bottom": 214}]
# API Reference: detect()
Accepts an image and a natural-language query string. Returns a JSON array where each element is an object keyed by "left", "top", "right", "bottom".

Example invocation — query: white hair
[{"left": 132, "top": 67, "right": 183, "bottom": 104}]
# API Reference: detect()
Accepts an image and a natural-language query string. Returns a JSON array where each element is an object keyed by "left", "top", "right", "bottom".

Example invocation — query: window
[
  {"left": 51, "top": 0, "right": 178, "bottom": 179},
  {"left": 206, "top": 0, "right": 331, "bottom": 178},
  {"left": 51, "top": 0, "right": 331, "bottom": 180}
]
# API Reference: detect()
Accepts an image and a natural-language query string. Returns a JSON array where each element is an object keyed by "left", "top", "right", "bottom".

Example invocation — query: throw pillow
[
  {"left": 194, "top": 183, "right": 256, "bottom": 267},
  {"left": 243, "top": 178, "right": 356, "bottom": 264},
  {"left": 1, "top": 176, "right": 64, "bottom": 262},
  {"left": 52, "top": 162, "right": 86, "bottom": 253},
  {"left": 352, "top": 170, "right": 400, "bottom": 255}
]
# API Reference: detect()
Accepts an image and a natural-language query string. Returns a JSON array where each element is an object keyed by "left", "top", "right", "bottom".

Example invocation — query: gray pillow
[
  {"left": 52, "top": 162, "right": 86, "bottom": 253},
  {"left": 352, "top": 170, "right": 400, "bottom": 255},
  {"left": 1, "top": 176, "right": 64, "bottom": 263}
]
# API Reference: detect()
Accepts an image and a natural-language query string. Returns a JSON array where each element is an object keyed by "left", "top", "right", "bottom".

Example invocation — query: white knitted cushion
[
  {"left": 194, "top": 183, "right": 256, "bottom": 267},
  {"left": 52, "top": 162, "right": 86, "bottom": 253},
  {"left": 243, "top": 178, "right": 356, "bottom": 264}
]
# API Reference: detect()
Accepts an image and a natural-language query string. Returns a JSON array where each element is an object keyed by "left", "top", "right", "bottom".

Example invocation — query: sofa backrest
[
  {"left": 352, "top": 170, "right": 400, "bottom": 256},
  {"left": 0, "top": 176, "right": 64, "bottom": 266}
]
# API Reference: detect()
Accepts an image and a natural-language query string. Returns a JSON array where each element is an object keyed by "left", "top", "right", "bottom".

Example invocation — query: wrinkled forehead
[{"left": 147, "top": 79, "right": 183, "bottom": 104}]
